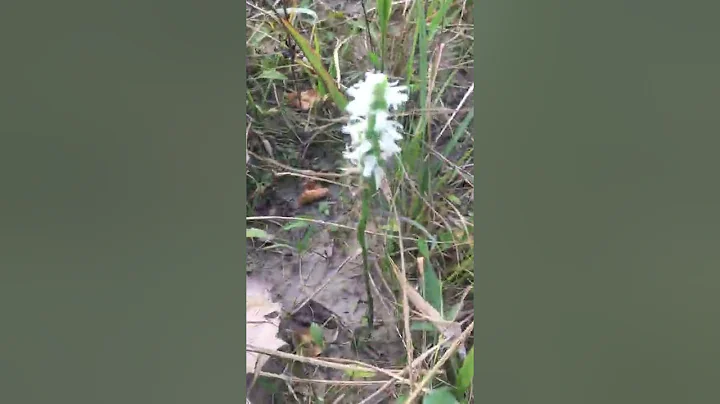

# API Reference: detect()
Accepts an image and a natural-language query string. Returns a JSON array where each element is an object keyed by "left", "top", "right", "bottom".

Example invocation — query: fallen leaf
[
  {"left": 287, "top": 89, "right": 320, "bottom": 110},
  {"left": 246, "top": 278, "right": 286, "bottom": 374},
  {"left": 303, "top": 180, "right": 320, "bottom": 190},
  {"left": 246, "top": 227, "right": 273, "bottom": 241},
  {"left": 298, "top": 187, "right": 330, "bottom": 206},
  {"left": 395, "top": 258, "right": 463, "bottom": 342}
]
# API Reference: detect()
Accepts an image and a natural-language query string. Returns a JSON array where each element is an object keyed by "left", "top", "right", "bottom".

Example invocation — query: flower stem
[{"left": 357, "top": 185, "right": 374, "bottom": 334}]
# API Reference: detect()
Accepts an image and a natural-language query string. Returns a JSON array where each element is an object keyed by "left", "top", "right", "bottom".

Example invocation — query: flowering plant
[
  {"left": 342, "top": 72, "right": 409, "bottom": 189},
  {"left": 343, "top": 72, "right": 409, "bottom": 330}
]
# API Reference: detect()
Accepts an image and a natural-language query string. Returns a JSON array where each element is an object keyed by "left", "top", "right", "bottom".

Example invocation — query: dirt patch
[{"left": 247, "top": 175, "right": 405, "bottom": 403}]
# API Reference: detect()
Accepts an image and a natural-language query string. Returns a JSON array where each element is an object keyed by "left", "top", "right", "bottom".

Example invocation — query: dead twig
[
  {"left": 257, "top": 370, "right": 392, "bottom": 386},
  {"left": 404, "top": 321, "right": 475, "bottom": 403},
  {"left": 246, "top": 345, "right": 409, "bottom": 385},
  {"left": 357, "top": 340, "right": 447, "bottom": 404}
]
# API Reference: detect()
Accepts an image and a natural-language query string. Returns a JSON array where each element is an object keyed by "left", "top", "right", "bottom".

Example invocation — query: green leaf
[
  {"left": 394, "top": 395, "right": 408, "bottom": 404},
  {"left": 455, "top": 346, "right": 474, "bottom": 394},
  {"left": 432, "top": 108, "right": 474, "bottom": 186},
  {"left": 368, "top": 51, "right": 382, "bottom": 70},
  {"left": 427, "top": 0, "right": 454, "bottom": 41},
  {"left": 443, "top": 109, "right": 474, "bottom": 157},
  {"left": 418, "top": 238, "right": 443, "bottom": 312},
  {"left": 376, "top": 0, "right": 392, "bottom": 67},
  {"left": 309, "top": 323, "right": 325, "bottom": 349},
  {"left": 344, "top": 368, "right": 376, "bottom": 379},
  {"left": 246, "top": 227, "right": 273, "bottom": 240},
  {"left": 417, "top": 238, "right": 431, "bottom": 258},
  {"left": 376, "top": 0, "right": 392, "bottom": 29},
  {"left": 381, "top": 217, "right": 399, "bottom": 233},
  {"left": 423, "top": 264, "right": 443, "bottom": 313},
  {"left": 279, "top": 19, "right": 348, "bottom": 110},
  {"left": 256, "top": 376, "right": 282, "bottom": 394},
  {"left": 296, "top": 228, "right": 315, "bottom": 253},
  {"left": 423, "top": 387, "right": 459, "bottom": 404},
  {"left": 258, "top": 69, "right": 288, "bottom": 81},
  {"left": 260, "top": 243, "right": 292, "bottom": 252},
  {"left": 410, "top": 321, "right": 437, "bottom": 332},
  {"left": 415, "top": 2, "right": 429, "bottom": 110},
  {"left": 447, "top": 194, "right": 462, "bottom": 206},
  {"left": 444, "top": 301, "right": 462, "bottom": 321},
  {"left": 248, "top": 25, "right": 272, "bottom": 47},
  {"left": 438, "top": 231, "right": 454, "bottom": 247}
]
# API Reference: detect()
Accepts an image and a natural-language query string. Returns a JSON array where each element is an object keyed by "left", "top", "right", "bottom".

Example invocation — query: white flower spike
[{"left": 342, "top": 72, "right": 408, "bottom": 189}]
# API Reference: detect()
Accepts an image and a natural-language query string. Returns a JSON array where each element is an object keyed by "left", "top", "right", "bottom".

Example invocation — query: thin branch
[{"left": 404, "top": 321, "right": 475, "bottom": 403}]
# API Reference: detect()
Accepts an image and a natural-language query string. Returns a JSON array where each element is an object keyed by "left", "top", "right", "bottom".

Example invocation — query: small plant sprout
[
  {"left": 344, "top": 72, "right": 409, "bottom": 334},
  {"left": 343, "top": 72, "right": 409, "bottom": 189}
]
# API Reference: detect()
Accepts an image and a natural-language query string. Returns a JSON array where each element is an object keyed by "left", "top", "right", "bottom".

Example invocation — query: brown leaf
[
  {"left": 287, "top": 89, "right": 320, "bottom": 111},
  {"left": 298, "top": 187, "right": 329, "bottom": 206},
  {"left": 292, "top": 327, "right": 322, "bottom": 357},
  {"left": 394, "top": 259, "right": 463, "bottom": 342},
  {"left": 303, "top": 180, "right": 320, "bottom": 191},
  {"left": 246, "top": 278, "right": 286, "bottom": 374}
]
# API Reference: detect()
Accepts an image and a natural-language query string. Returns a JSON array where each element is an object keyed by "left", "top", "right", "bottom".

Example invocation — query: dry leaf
[
  {"left": 287, "top": 89, "right": 320, "bottom": 110},
  {"left": 292, "top": 327, "right": 323, "bottom": 357},
  {"left": 246, "top": 278, "right": 286, "bottom": 374},
  {"left": 298, "top": 187, "right": 330, "bottom": 206},
  {"left": 395, "top": 259, "right": 463, "bottom": 342},
  {"left": 303, "top": 180, "right": 320, "bottom": 190},
  {"left": 417, "top": 256, "right": 425, "bottom": 278}
]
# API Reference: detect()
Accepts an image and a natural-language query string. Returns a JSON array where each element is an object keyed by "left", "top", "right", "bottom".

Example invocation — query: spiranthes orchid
[
  {"left": 342, "top": 72, "right": 408, "bottom": 189},
  {"left": 343, "top": 72, "right": 409, "bottom": 333}
]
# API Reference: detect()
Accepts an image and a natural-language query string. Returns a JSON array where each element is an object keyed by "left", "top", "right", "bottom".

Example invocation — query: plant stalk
[{"left": 357, "top": 186, "right": 374, "bottom": 333}]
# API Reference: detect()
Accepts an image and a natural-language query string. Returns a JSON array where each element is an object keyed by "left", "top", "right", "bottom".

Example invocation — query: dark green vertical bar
[
  {"left": 240, "top": 0, "right": 249, "bottom": 398},
  {"left": 0, "top": 0, "right": 245, "bottom": 402},
  {"left": 476, "top": 0, "right": 720, "bottom": 403}
]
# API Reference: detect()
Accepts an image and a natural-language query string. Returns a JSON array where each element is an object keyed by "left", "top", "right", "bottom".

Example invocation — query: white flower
[
  {"left": 343, "top": 137, "right": 372, "bottom": 163},
  {"left": 342, "top": 72, "right": 408, "bottom": 189},
  {"left": 374, "top": 112, "right": 403, "bottom": 159},
  {"left": 346, "top": 72, "right": 409, "bottom": 117}
]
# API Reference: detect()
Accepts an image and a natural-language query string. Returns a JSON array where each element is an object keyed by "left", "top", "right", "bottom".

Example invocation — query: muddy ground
[
  {"left": 246, "top": 174, "right": 407, "bottom": 403},
  {"left": 247, "top": 150, "right": 405, "bottom": 404}
]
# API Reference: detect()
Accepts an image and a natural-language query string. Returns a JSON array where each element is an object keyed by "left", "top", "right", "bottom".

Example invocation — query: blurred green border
[
  {"left": 1, "top": 0, "right": 247, "bottom": 402},
  {"left": 3, "top": 0, "right": 720, "bottom": 403},
  {"left": 472, "top": 2, "right": 481, "bottom": 400},
  {"left": 476, "top": 1, "right": 720, "bottom": 403},
  {"left": 240, "top": 0, "right": 248, "bottom": 399}
]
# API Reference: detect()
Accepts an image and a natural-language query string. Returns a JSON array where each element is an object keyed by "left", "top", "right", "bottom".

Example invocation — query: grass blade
[
  {"left": 279, "top": 19, "right": 348, "bottom": 110},
  {"left": 427, "top": 0, "right": 454, "bottom": 41},
  {"left": 430, "top": 108, "right": 474, "bottom": 181},
  {"left": 376, "top": 0, "right": 392, "bottom": 69},
  {"left": 455, "top": 346, "right": 474, "bottom": 395},
  {"left": 418, "top": 238, "right": 443, "bottom": 312}
]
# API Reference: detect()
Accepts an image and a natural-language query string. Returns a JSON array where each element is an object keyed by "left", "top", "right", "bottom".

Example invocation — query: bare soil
[{"left": 247, "top": 169, "right": 405, "bottom": 403}]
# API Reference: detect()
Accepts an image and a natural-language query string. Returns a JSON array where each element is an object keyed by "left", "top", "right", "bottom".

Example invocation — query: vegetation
[{"left": 246, "top": 0, "right": 474, "bottom": 402}]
